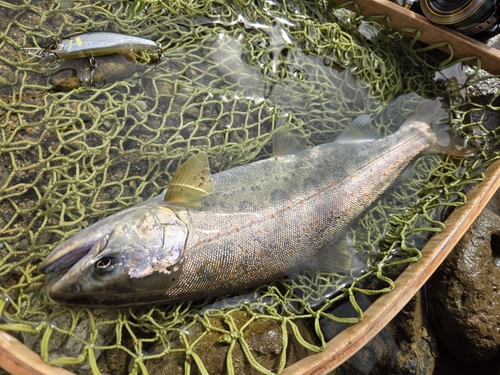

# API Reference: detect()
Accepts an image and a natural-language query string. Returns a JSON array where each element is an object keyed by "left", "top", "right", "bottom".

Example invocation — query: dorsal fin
[
  {"left": 335, "top": 114, "right": 380, "bottom": 143},
  {"left": 164, "top": 153, "right": 214, "bottom": 206},
  {"left": 273, "top": 128, "right": 308, "bottom": 158}
]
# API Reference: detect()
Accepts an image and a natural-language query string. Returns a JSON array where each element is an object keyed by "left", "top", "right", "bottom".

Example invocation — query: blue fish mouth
[
  {"left": 38, "top": 244, "right": 94, "bottom": 274},
  {"left": 39, "top": 231, "right": 111, "bottom": 274}
]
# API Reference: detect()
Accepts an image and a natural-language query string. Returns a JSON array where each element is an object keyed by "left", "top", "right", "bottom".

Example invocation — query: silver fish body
[
  {"left": 39, "top": 103, "right": 443, "bottom": 306},
  {"left": 42, "top": 32, "right": 160, "bottom": 61}
]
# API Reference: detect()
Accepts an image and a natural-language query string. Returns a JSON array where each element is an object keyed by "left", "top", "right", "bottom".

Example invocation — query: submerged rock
[
  {"left": 17, "top": 292, "right": 118, "bottom": 372},
  {"left": 321, "top": 293, "right": 399, "bottom": 375},
  {"left": 427, "top": 208, "right": 500, "bottom": 361},
  {"left": 387, "top": 290, "right": 437, "bottom": 375},
  {"left": 49, "top": 51, "right": 142, "bottom": 90},
  {"left": 321, "top": 292, "right": 436, "bottom": 375},
  {"left": 143, "top": 310, "right": 317, "bottom": 374}
]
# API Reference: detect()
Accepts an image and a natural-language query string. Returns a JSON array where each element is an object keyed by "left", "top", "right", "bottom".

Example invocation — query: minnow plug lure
[{"left": 22, "top": 31, "right": 162, "bottom": 86}]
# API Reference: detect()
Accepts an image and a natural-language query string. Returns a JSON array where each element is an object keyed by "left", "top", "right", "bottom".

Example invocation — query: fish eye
[
  {"left": 49, "top": 43, "right": 57, "bottom": 50},
  {"left": 94, "top": 256, "right": 117, "bottom": 274}
]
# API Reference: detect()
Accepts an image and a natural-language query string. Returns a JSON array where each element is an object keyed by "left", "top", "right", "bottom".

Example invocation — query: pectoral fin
[
  {"left": 164, "top": 153, "right": 214, "bottom": 206},
  {"left": 273, "top": 128, "right": 309, "bottom": 158}
]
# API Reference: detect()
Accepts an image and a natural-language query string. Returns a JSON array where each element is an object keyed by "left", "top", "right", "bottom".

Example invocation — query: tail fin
[
  {"left": 405, "top": 98, "right": 451, "bottom": 148},
  {"left": 404, "top": 97, "right": 472, "bottom": 155},
  {"left": 409, "top": 98, "right": 448, "bottom": 129}
]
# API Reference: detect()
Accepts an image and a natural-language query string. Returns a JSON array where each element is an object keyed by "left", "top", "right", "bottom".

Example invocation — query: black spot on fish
[
  {"left": 238, "top": 200, "right": 259, "bottom": 212},
  {"left": 270, "top": 189, "right": 291, "bottom": 204},
  {"left": 283, "top": 176, "right": 289, "bottom": 182},
  {"left": 303, "top": 177, "right": 319, "bottom": 192}
]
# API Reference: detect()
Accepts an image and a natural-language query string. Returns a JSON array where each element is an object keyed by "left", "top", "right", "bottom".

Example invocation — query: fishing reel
[{"left": 412, "top": 0, "right": 500, "bottom": 40}]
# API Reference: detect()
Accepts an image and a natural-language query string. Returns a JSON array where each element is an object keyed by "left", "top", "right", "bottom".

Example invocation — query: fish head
[
  {"left": 46, "top": 204, "right": 189, "bottom": 306},
  {"left": 42, "top": 41, "right": 62, "bottom": 56},
  {"left": 38, "top": 42, "right": 62, "bottom": 66}
]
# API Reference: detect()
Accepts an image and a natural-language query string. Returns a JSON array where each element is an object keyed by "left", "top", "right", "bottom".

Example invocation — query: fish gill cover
[{"left": 0, "top": 0, "right": 499, "bottom": 373}]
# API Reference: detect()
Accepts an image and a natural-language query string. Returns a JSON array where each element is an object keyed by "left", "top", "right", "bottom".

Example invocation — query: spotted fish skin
[
  {"left": 39, "top": 103, "right": 441, "bottom": 306},
  {"left": 170, "top": 119, "right": 436, "bottom": 298}
]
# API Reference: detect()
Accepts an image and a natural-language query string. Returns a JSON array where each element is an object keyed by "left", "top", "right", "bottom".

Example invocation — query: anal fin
[{"left": 306, "top": 236, "right": 366, "bottom": 276}]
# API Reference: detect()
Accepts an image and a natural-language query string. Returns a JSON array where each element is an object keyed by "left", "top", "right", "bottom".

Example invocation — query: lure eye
[{"left": 94, "top": 257, "right": 117, "bottom": 274}]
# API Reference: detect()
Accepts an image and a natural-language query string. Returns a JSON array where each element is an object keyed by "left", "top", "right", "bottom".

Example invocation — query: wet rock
[
  {"left": 14, "top": 239, "right": 29, "bottom": 250},
  {"left": 1, "top": 213, "right": 13, "bottom": 223},
  {"left": 37, "top": 232, "right": 52, "bottom": 246},
  {"left": 135, "top": 99, "right": 148, "bottom": 111},
  {"left": 387, "top": 290, "right": 437, "bottom": 375},
  {"left": 319, "top": 291, "right": 437, "bottom": 375},
  {"left": 245, "top": 318, "right": 282, "bottom": 355},
  {"left": 19, "top": 291, "right": 118, "bottom": 372},
  {"left": 427, "top": 208, "right": 500, "bottom": 361},
  {"left": 95, "top": 347, "right": 130, "bottom": 375},
  {"left": 144, "top": 310, "right": 316, "bottom": 374},
  {"left": 321, "top": 293, "right": 399, "bottom": 375}
]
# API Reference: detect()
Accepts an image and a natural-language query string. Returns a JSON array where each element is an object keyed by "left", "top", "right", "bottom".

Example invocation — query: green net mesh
[{"left": 1, "top": 0, "right": 500, "bottom": 373}]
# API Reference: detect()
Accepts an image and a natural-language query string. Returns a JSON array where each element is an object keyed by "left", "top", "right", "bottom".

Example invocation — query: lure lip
[
  {"left": 20, "top": 46, "right": 60, "bottom": 69},
  {"left": 20, "top": 47, "right": 44, "bottom": 58}
]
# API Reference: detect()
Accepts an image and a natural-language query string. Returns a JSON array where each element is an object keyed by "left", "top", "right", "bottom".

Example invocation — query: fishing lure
[{"left": 22, "top": 32, "right": 161, "bottom": 86}]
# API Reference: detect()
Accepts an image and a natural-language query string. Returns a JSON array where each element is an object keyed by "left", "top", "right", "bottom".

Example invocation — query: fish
[{"left": 38, "top": 96, "right": 450, "bottom": 307}]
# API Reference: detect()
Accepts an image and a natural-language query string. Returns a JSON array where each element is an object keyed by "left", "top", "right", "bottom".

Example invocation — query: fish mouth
[
  {"left": 38, "top": 229, "right": 110, "bottom": 274},
  {"left": 48, "top": 281, "right": 100, "bottom": 306},
  {"left": 38, "top": 244, "right": 94, "bottom": 274},
  {"left": 48, "top": 271, "right": 106, "bottom": 306},
  {"left": 48, "top": 277, "right": 164, "bottom": 307},
  {"left": 48, "top": 291, "right": 144, "bottom": 307}
]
